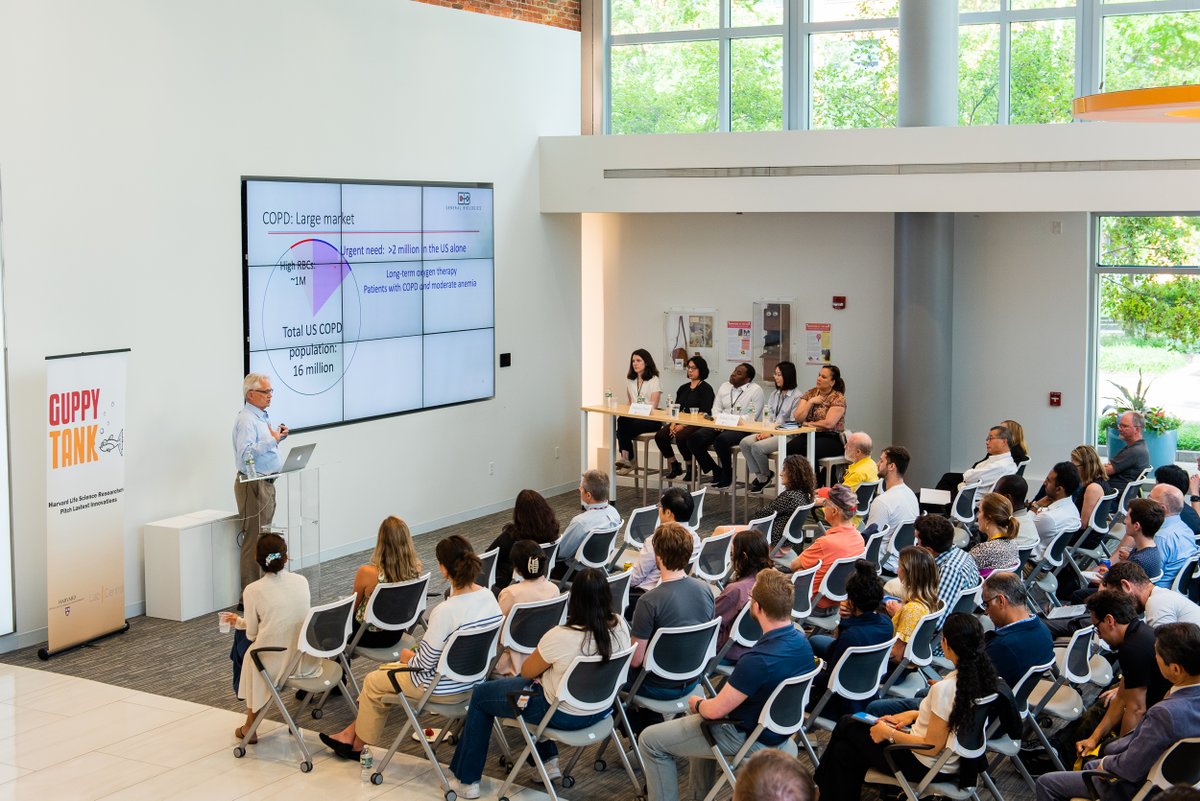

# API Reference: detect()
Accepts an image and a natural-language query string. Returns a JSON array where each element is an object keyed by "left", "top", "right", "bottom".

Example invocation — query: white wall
[
  {"left": 0, "top": 0, "right": 581, "bottom": 648},
  {"left": 951, "top": 213, "right": 1092, "bottom": 480},
  {"left": 589, "top": 213, "right": 896, "bottom": 448}
]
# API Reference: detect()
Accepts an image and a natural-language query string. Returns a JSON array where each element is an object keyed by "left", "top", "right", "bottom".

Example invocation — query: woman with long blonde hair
[
  {"left": 885, "top": 546, "right": 942, "bottom": 662},
  {"left": 1001, "top": 419, "right": 1029, "bottom": 465},
  {"left": 351, "top": 516, "right": 424, "bottom": 648}
]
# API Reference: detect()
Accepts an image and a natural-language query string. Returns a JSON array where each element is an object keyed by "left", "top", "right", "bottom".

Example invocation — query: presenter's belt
[{"left": 239, "top": 473, "right": 276, "bottom": 485}]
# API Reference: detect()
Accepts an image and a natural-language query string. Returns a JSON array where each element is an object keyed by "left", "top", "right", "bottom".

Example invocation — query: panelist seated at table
[
  {"left": 690, "top": 362, "right": 766, "bottom": 489},
  {"left": 615, "top": 348, "right": 663, "bottom": 477},
  {"left": 784, "top": 364, "right": 847, "bottom": 474},
  {"left": 739, "top": 360, "right": 802, "bottom": 493},
  {"left": 657, "top": 355, "right": 716, "bottom": 482}
]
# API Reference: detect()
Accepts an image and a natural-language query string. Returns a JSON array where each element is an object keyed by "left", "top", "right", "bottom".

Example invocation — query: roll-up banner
[{"left": 44, "top": 349, "right": 128, "bottom": 655}]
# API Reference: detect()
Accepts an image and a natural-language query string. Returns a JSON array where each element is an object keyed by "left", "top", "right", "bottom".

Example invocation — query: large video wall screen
[{"left": 242, "top": 178, "right": 495, "bottom": 431}]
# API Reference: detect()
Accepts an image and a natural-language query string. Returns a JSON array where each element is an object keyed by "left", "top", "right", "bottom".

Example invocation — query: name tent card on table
[
  {"left": 628, "top": 403, "right": 654, "bottom": 416},
  {"left": 715, "top": 413, "right": 742, "bottom": 427}
]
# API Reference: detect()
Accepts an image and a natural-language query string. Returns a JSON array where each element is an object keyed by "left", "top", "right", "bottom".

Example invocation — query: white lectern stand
[{"left": 240, "top": 466, "right": 321, "bottom": 597}]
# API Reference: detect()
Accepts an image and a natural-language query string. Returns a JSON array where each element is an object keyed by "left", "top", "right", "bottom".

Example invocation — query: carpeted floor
[{"left": 0, "top": 485, "right": 1040, "bottom": 801}]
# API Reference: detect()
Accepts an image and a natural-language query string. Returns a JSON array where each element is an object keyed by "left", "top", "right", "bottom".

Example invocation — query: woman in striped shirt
[{"left": 319, "top": 535, "right": 503, "bottom": 761}]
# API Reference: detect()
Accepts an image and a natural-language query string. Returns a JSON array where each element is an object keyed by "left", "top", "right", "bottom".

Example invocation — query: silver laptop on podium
[{"left": 273, "top": 443, "right": 316, "bottom": 475}]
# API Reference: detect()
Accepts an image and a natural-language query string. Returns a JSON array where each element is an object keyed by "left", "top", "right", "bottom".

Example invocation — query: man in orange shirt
[{"left": 791, "top": 483, "right": 865, "bottom": 614}]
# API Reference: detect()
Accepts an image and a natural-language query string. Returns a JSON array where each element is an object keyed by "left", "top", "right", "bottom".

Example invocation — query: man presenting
[{"left": 233, "top": 373, "right": 286, "bottom": 592}]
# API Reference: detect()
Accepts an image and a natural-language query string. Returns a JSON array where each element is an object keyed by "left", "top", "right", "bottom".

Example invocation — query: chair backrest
[
  {"left": 816, "top": 554, "right": 862, "bottom": 604},
  {"left": 854, "top": 480, "right": 882, "bottom": 517},
  {"left": 952, "top": 483, "right": 983, "bottom": 525},
  {"left": 891, "top": 521, "right": 916, "bottom": 554},
  {"left": 689, "top": 488, "right": 706, "bottom": 529},
  {"left": 726, "top": 602, "right": 764, "bottom": 650},
  {"left": 1086, "top": 487, "right": 1120, "bottom": 535},
  {"left": 436, "top": 618, "right": 504, "bottom": 686},
  {"left": 578, "top": 523, "right": 622, "bottom": 569},
  {"left": 1008, "top": 658, "right": 1057, "bottom": 717},
  {"left": 642, "top": 618, "right": 721, "bottom": 684},
  {"left": 1117, "top": 468, "right": 1153, "bottom": 516},
  {"left": 477, "top": 547, "right": 499, "bottom": 589},
  {"left": 693, "top": 530, "right": 735, "bottom": 583},
  {"left": 780, "top": 500, "right": 817, "bottom": 545},
  {"left": 363, "top": 573, "right": 431, "bottom": 631},
  {"left": 947, "top": 583, "right": 983, "bottom": 618},
  {"left": 1015, "top": 459, "right": 1029, "bottom": 477},
  {"left": 828, "top": 636, "right": 899, "bottom": 700},
  {"left": 1059, "top": 624, "right": 1096, "bottom": 685},
  {"left": 947, "top": 693, "right": 999, "bottom": 759},
  {"left": 1016, "top": 547, "right": 1034, "bottom": 569},
  {"left": 791, "top": 561, "right": 821, "bottom": 621},
  {"left": 625, "top": 504, "right": 659, "bottom": 550},
  {"left": 298, "top": 593, "right": 358, "bottom": 659},
  {"left": 757, "top": 659, "right": 824, "bottom": 737},
  {"left": 862, "top": 524, "right": 889, "bottom": 568},
  {"left": 501, "top": 593, "right": 569, "bottom": 654},
  {"left": 540, "top": 538, "right": 561, "bottom": 577},
  {"left": 747, "top": 512, "right": 777, "bottom": 544},
  {"left": 607, "top": 568, "right": 633, "bottom": 616},
  {"left": 1144, "top": 736, "right": 1200, "bottom": 798},
  {"left": 901, "top": 608, "right": 943, "bottom": 668},
  {"left": 1041, "top": 524, "right": 1075, "bottom": 569},
  {"left": 557, "top": 647, "right": 636, "bottom": 716},
  {"left": 1171, "top": 554, "right": 1200, "bottom": 596}
]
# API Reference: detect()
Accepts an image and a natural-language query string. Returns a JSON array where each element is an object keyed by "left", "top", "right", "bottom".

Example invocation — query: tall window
[{"left": 605, "top": 0, "right": 1200, "bottom": 133}]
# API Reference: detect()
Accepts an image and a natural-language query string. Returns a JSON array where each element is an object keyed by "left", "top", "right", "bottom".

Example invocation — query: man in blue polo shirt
[
  {"left": 639, "top": 569, "right": 816, "bottom": 801},
  {"left": 980, "top": 571, "right": 1055, "bottom": 686}
]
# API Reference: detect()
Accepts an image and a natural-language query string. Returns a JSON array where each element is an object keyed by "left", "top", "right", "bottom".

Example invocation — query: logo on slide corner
[{"left": 457, "top": 192, "right": 471, "bottom": 205}]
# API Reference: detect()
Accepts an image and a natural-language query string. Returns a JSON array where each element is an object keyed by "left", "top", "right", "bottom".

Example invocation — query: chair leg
[
  {"left": 700, "top": 744, "right": 739, "bottom": 801},
  {"left": 1031, "top": 718, "right": 1067, "bottom": 771},
  {"left": 606, "top": 729, "right": 644, "bottom": 796},
  {"left": 261, "top": 680, "right": 314, "bottom": 769},
  {"left": 495, "top": 718, "right": 558, "bottom": 801},
  {"left": 980, "top": 767, "right": 1007, "bottom": 801}
]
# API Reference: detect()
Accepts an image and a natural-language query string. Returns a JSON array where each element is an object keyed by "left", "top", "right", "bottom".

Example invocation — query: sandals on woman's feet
[{"left": 235, "top": 726, "right": 258, "bottom": 745}]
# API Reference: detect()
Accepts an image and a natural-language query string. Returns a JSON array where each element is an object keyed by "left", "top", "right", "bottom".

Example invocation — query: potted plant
[{"left": 1099, "top": 370, "right": 1182, "bottom": 469}]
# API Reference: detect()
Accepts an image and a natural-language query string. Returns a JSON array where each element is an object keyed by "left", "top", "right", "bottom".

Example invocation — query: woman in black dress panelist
[{"left": 655, "top": 355, "right": 715, "bottom": 481}]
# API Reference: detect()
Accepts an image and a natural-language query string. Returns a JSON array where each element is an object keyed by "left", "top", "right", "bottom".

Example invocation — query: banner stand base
[{"left": 36, "top": 620, "right": 130, "bottom": 660}]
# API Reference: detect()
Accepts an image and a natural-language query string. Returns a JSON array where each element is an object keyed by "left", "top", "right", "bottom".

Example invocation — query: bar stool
[{"left": 631, "top": 432, "right": 660, "bottom": 506}]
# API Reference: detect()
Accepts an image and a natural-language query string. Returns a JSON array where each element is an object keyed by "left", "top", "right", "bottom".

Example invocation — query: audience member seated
[
  {"left": 628, "top": 487, "right": 700, "bottom": 609},
  {"left": 784, "top": 364, "right": 848, "bottom": 472},
  {"left": 493, "top": 541, "right": 560, "bottom": 677},
  {"left": 553, "top": 469, "right": 621, "bottom": 578},
  {"left": 629, "top": 523, "right": 717, "bottom": 703},
  {"left": 740, "top": 360, "right": 802, "bottom": 493},
  {"left": 884, "top": 515, "right": 980, "bottom": 632},
  {"left": 742, "top": 454, "right": 816, "bottom": 548},
  {"left": 714, "top": 529, "right": 776, "bottom": 664},
  {"left": 810, "top": 560, "right": 893, "bottom": 719},
  {"left": 814, "top": 432, "right": 877, "bottom": 513},
  {"left": 1102, "top": 561, "right": 1200, "bottom": 628},
  {"left": 1108, "top": 498, "right": 1164, "bottom": 582},
  {"left": 1002, "top": 419, "right": 1030, "bottom": 466},
  {"left": 222, "top": 533, "right": 316, "bottom": 744},
  {"left": 318, "top": 536, "right": 503, "bottom": 761},
  {"left": 1105, "top": 411, "right": 1151, "bottom": 498},
  {"left": 979, "top": 571, "right": 1055, "bottom": 687},
  {"left": 350, "top": 516, "right": 424, "bottom": 648},
  {"left": 1035, "top": 622, "right": 1200, "bottom": 801},
  {"left": 867, "top": 445, "right": 920, "bottom": 575},
  {"left": 694, "top": 362, "right": 766, "bottom": 489},
  {"left": 884, "top": 546, "right": 943, "bottom": 664},
  {"left": 444, "top": 568, "right": 631, "bottom": 798},
  {"left": 789, "top": 484, "right": 866, "bottom": 615},
  {"left": 1141, "top": 484, "right": 1200, "bottom": 588},
  {"left": 968, "top": 493, "right": 1021, "bottom": 576},
  {"left": 815, "top": 614, "right": 1019, "bottom": 801},
  {"left": 615, "top": 348, "right": 664, "bottom": 476},
  {"left": 1156, "top": 464, "right": 1200, "bottom": 536},
  {"left": 731, "top": 750, "right": 816, "bottom": 801},
  {"left": 994, "top": 474, "right": 1039, "bottom": 554},
  {"left": 487, "top": 489, "right": 559, "bottom": 591},
  {"left": 1068, "top": 445, "right": 1112, "bottom": 535},
  {"left": 1031, "top": 461, "right": 1082, "bottom": 559},
  {"left": 657, "top": 355, "right": 715, "bottom": 482},
  {"left": 639, "top": 569, "right": 816, "bottom": 801},
  {"left": 934, "top": 424, "right": 1019, "bottom": 501},
  {"left": 1065, "top": 591, "right": 1172, "bottom": 766}
]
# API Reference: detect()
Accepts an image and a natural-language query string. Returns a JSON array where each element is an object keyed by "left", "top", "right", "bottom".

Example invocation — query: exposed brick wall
[{"left": 414, "top": 0, "right": 581, "bottom": 31}]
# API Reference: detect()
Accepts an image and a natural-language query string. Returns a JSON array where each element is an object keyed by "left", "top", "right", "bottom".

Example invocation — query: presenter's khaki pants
[{"left": 234, "top": 474, "right": 276, "bottom": 591}]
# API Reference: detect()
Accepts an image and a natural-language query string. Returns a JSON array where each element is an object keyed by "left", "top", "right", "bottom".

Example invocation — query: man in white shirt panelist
[
  {"left": 690, "top": 363, "right": 766, "bottom": 489},
  {"left": 866, "top": 445, "right": 920, "bottom": 575},
  {"left": 1032, "top": 461, "right": 1082, "bottom": 560}
]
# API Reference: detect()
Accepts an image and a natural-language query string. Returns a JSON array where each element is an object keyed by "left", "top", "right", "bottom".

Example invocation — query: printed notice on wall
[
  {"left": 727, "top": 321, "right": 752, "bottom": 362},
  {"left": 806, "top": 323, "right": 831, "bottom": 365}
]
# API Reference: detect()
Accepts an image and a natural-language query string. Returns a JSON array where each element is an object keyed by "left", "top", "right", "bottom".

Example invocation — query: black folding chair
[{"left": 343, "top": 573, "right": 431, "bottom": 696}]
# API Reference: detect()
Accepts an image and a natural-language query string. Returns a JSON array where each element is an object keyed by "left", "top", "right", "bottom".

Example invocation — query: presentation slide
[{"left": 243, "top": 178, "right": 495, "bottom": 431}]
